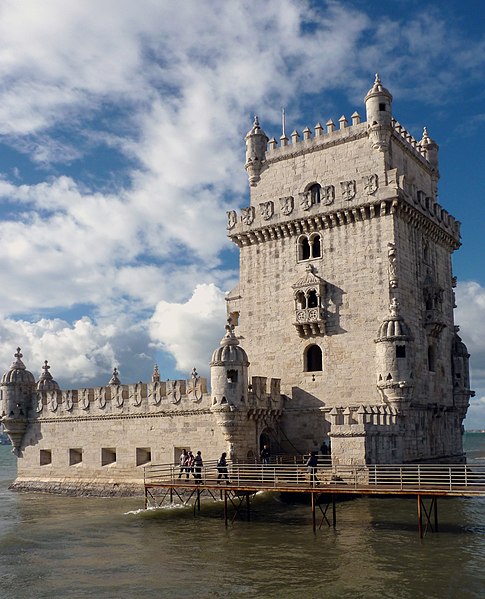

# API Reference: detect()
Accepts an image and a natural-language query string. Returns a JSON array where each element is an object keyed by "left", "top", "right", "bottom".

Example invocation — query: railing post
[
  {"left": 449, "top": 467, "right": 452, "bottom": 491},
  {"left": 417, "top": 464, "right": 421, "bottom": 489},
  {"left": 400, "top": 466, "right": 403, "bottom": 491}
]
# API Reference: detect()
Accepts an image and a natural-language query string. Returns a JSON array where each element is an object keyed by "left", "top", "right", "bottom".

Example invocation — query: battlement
[
  {"left": 33, "top": 377, "right": 211, "bottom": 418},
  {"left": 265, "top": 116, "right": 367, "bottom": 160},
  {"left": 329, "top": 405, "right": 400, "bottom": 429}
]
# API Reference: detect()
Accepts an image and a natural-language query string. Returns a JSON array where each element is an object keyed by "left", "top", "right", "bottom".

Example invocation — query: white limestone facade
[
  {"left": 0, "top": 76, "right": 473, "bottom": 495},
  {"left": 226, "top": 75, "right": 473, "bottom": 465}
]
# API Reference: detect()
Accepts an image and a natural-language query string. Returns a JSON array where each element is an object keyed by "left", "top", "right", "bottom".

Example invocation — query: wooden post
[
  {"left": 417, "top": 494, "right": 423, "bottom": 538},
  {"left": 246, "top": 494, "right": 250, "bottom": 521},
  {"left": 224, "top": 490, "right": 228, "bottom": 527},
  {"left": 144, "top": 485, "right": 148, "bottom": 510},
  {"left": 311, "top": 491, "right": 316, "bottom": 532},
  {"left": 332, "top": 493, "right": 337, "bottom": 528},
  {"left": 197, "top": 488, "right": 201, "bottom": 512}
]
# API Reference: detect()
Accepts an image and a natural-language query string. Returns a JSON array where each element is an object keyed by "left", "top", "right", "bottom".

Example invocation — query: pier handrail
[{"left": 144, "top": 462, "right": 485, "bottom": 494}]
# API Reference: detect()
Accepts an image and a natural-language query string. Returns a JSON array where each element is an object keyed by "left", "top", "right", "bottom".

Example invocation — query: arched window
[
  {"left": 309, "top": 184, "right": 321, "bottom": 205},
  {"left": 307, "top": 289, "right": 318, "bottom": 308},
  {"left": 311, "top": 234, "right": 321, "bottom": 258},
  {"left": 299, "top": 237, "right": 311, "bottom": 260},
  {"left": 306, "top": 345, "right": 323, "bottom": 372},
  {"left": 295, "top": 291, "right": 306, "bottom": 309}
]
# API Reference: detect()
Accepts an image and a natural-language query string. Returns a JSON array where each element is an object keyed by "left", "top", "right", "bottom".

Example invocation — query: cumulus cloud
[{"left": 149, "top": 284, "right": 227, "bottom": 376}]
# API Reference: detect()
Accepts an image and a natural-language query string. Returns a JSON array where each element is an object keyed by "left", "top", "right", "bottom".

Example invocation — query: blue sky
[{"left": 0, "top": 0, "right": 484, "bottom": 428}]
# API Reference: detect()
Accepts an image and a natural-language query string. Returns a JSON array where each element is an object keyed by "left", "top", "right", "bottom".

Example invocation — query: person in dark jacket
[
  {"left": 194, "top": 451, "right": 203, "bottom": 483},
  {"left": 217, "top": 452, "right": 229, "bottom": 482},
  {"left": 306, "top": 451, "right": 319, "bottom": 486}
]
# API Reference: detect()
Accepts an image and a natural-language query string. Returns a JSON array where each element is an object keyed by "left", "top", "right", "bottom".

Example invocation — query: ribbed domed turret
[
  {"left": 36, "top": 360, "right": 60, "bottom": 391},
  {"left": 1, "top": 348, "right": 35, "bottom": 385},
  {"left": 365, "top": 73, "right": 392, "bottom": 102},
  {"left": 210, "top": 321, "right": 249, "bottom": 366},
  {"left": 376, "top": 299, "right": 410, "bottom": 341}
]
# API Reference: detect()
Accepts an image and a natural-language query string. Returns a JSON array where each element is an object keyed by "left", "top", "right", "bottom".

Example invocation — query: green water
[{"left": 0, "top": 435, "right": 484, "bottom": 599}]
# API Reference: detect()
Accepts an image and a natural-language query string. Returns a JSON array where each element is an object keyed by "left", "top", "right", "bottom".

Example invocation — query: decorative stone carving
[
  {"left": 259, "top": 201, "right": 274, "bottom": 221},
  {"left": 241, "top": 206, "right": 255, "bottom": 225},
  {"left": 279, "top": 196, "right": 294, "bottom": 216},
  {"left": 167, "top": 380, "right": 181, "bottom": 404},
  {"left": 65, "top": 391, "right": 74, "bottom": 411},
  {"left": 299, "top": 191, "right": 312, "bottom": 211},
  {"left": 322, "top": 185, "right": 335, "bottom": 205},
  {"left": 388, "top": 243, "right": 398, "bottom": 289},
  {"left": 292, "top": 264, "right": 326, "bottom": 336},
  {"left": 340, "top": 180, "right": 356, "bottom": 201},
  {"left": 226, "top": 210, "right": 237, "bottom": 230},
  {"left": 79, "top": 390, "right": 90, "bottom": 410},
  {"left": 363, "top": 174, "right": 378, "bottom": 195}
]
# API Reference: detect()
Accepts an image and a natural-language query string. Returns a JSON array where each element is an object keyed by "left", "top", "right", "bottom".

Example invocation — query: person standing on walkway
[
  {"left": 306, "top": 451, "right": 319, "bottom": 486},
  {"left": 217, "top": 452, "right": 229, "bottom": 482},
  {"left": 194, "top": 450, "right": 203, "bottom": 484},
  {"left": 178, "top": 449, "right": 188, "bottom": 478},
  {"left": 260, "top": 444, "right": 270, "bottom": 465},
  {"left": 186, "top": 450, "right": 195, "bottom": 479}
]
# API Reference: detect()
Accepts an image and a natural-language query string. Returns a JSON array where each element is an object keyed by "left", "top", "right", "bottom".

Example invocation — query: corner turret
[
  {"left": 365, "top": 73, "right": 393, "bottom": 151},
  {"left": 375, "top": 300, "right": 414, "bottom": 407},
  {"left": 0, "top": 348, "right": 36, "bottom": 453},
  {"left": 210, "top": 318, "right": 249, "bottom": 408},
  {"left": 245, "top": 116, "right": 268, "bottom": 186}
]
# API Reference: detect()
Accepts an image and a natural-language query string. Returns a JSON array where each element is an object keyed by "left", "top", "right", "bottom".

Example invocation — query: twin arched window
[{"left": 298, "top": 234, "right": 321, "bottom": 261}]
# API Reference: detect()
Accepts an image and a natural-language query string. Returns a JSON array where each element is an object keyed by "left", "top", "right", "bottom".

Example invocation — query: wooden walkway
[{"left": 143, "top": 462, "right": 485, "bottom": 538}]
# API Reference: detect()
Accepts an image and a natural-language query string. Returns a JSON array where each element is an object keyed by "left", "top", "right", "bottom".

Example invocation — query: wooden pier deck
[{"left": 143, "top": 462, "right": 485, "bottom": 538}]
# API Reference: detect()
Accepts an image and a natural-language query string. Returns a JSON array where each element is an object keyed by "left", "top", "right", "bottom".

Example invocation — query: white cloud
[
  {"left": 456, "top": 281, "right": 485, "bottom": 428},
  {"left": 149, "top": 283, "right": 227, "bottom": 376}
]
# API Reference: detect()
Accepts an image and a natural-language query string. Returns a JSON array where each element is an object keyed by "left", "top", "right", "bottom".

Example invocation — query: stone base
[{"left": 9, "top": 479, "right": 144, "bottom": 497}]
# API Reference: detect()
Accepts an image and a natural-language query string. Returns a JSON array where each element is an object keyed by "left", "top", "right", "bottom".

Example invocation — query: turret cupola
[
  {"left": 245, "top": 115, "right": 268, "bottom": 187},
  {"left": 210, "top": 318, "right": 249, "bottom": 407},
  {"left": 375, "top": 299, "right": 414, "bottom": 407},
  {"left": 420, "top": 127, "right": 439, "bottom": 171},
  {"left": 365, "top": 73, "right": 393, "bottom": 151},
  {"left": 36, "top": 360, "right": 60, "bottom": 391}
]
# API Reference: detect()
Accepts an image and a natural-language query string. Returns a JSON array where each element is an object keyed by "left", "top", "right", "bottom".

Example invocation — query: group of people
[
  {"left": 177, "top": 449, "right": 230, "bottom": 483},
  {"left": 178, "top": 449, "right": 204, "bottom": 483}
]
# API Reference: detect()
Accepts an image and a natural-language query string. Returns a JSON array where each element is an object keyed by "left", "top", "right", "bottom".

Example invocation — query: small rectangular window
[
  {"left": 101, "top": 448, "right": 116, "bottom": 466},
  {"left": 69, "top": 448, "right": 83, "bottom": 466},
  {"left": 396, "top": 345, "right": 406, "bottom": 358},
  {"left": 136, "top": 447, "right": 151, "bottom": 467},
  {"left": 379, "top": 103, "right": 386, "bottom": 111},
  {"left": 40, "top": 449, "right": 52, "bottom": 466}
]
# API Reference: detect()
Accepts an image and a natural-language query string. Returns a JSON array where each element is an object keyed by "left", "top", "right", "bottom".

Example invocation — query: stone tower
[{"left": 226, "top": 75, "right": 473, "bottom": 464}]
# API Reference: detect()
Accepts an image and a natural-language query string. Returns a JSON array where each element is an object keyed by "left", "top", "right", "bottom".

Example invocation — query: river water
[{"left": 1, "top": 435, "right": 484, "bottom": 599}]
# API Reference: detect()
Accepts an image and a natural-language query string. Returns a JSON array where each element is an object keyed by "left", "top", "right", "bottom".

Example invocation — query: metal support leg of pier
[
  {"left": 224, "top": 490, "right": 228, "bottom": 527},
  {"left": 332, "top": 494, "right": 336, "bottom": 528},
  {"left": 246, "top": 494, "right": 251, "bottom": 522},
  {"left": 311, "top": 492, "right": 316, "bottom": 532},
  {"left": 144, "top": 486, "right": 148, "bottom": 509},
  {"left": 417, "top": 495, "right": 439, "bottom": 538}
]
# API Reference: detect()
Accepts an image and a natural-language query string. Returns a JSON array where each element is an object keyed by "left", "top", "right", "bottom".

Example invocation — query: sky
[{"left": 0, "top": 0, "right": 484, "bottom": 428}]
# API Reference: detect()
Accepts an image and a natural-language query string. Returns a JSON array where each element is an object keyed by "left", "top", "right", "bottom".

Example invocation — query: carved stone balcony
[{"left": 294, "top": 307, "right": 326, "bottom": 337}]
